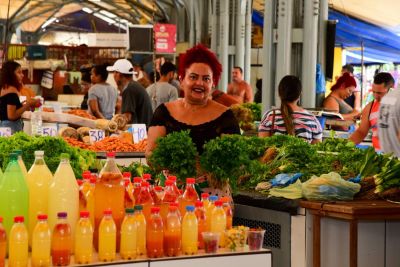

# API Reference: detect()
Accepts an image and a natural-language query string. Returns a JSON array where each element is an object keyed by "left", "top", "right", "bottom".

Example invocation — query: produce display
[
  {"left": 64, "top": 136, "right": 147, "bottom": 152},
  {"left": 64, "top": 109, "right": 97, "bottom": 120}
]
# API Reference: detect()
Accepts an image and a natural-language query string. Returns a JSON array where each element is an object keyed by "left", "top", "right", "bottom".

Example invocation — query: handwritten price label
[
  {"left": 89, "top": 129, "right": 105, "bottom": 143},
  {"left": 0, "top": 127, "right": 11, "bottom": 137},
  {"left": 42, "top": 125, "right": 58, "bottom": 137},
  {"left": 131, "top": 124, "right": 147, "bottom": 144}
]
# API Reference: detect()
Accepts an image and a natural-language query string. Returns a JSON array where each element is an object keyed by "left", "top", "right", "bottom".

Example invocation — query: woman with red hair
[
  {"left": 146, "top": 44, "right": 240, "bottom": 158},
  {"left": 323, "top": 72, "right": 361, "bottom": 121}
]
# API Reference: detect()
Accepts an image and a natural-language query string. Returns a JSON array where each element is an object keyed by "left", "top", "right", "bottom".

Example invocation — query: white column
[
  {"left": 188, "top": 0, "right": 195, "bottom": 47},
  {"left": 235, "top": 0, "right": 246, "bottom": 69},
  {"left": 218, "top": 0, "right": 230, "bottom": 91},
  {"left": 244, "top": 0, "right": 252, "bottom": 82},
  {"left": 209, "top": 0, "right": 218, "bottom": 52},
  {"left": 318, "top": 0, "right": 328, "bottom": 75}
]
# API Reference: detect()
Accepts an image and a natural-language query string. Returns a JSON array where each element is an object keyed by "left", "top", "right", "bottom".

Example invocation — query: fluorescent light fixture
[
  {"left": 41, "top": 17, "right": 57, "bottom": 28},
  {"left": 100, "top": 10, "right": 117, "bottom": 18},
  {"left": 94, "top": 13, "right": 116, "bottom": 24},
  {"left": 82, "top": 7, "right": 93, "bottom": 13}
]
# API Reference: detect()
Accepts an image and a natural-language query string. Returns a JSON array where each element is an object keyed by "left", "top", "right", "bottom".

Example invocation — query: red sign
[{"left": 154, "top": 24, "right": 176, "bottom": 54}]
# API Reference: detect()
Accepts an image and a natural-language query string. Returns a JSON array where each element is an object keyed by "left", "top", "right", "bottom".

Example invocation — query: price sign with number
[
  {"left": 0, "top": 127, "right": 11, "bottom": 137},
  {"left": 42, "top": 125, "right": 58, "bottom": 137},
  {"left": 89, "top": 129, "right": 105, "bottom": 143},
  {"left": 131, "top": 124, "right": 147, "bottom": 144}
]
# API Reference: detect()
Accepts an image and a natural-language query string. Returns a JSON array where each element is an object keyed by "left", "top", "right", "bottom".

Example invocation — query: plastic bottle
[
  {"left": 132, "top": 177, "right": 142, "bottom": 202},
  {"left": 77, "top": 180, "right": 85, "bottom": 211},
  {"left": 201, "top": 193, "right": 210, "bottom": 207},
  {"left": 161, "top": 180, "right": 178, "bottom": 223},
  {"left": 221, "top": 197, "right": 233, "bottom": 229},
  {"left": 182, "top": 205, "right": 198, "bottom": 255},
  {"left": 51, "top": 212, "right": 72, "bottom": 266},
  {"left": 133, "top": 205, "right": 146, "bottom": 256},
  {"left": 48, "top": 154, "right": 79, "bottom": 249},
  {"left": 0, "top": 217, "right": 6, "bottom": 267},
  {"left": 31, "top": 108, "right": 43, "bottom": 136},
  {"left": 27, "top": 151, "right": 53, "bottom": 247},
  {"left": 179, "top": 178, "right": 199, "bottom": 217},
  {"left": 9, "top": 216, "right": 28, "bottom": 267},
  {"left": 124, "top": 179, "right": 135, "bottom": 209},
  {"left": 98, "top": 210, "right": 116, "bottom": 262},
  {"left": 94, "top": 152, "right": 124, "bottom": 252},
  {"left": 210, "top": 200, "right": 227, "bottom": 247},
  {"left": 120, "top": 208, "right": 137, "bottom": 260},
  {"left": 205, "top": 196, "right": 218, "bottom": 232},
  {"left": 86, "top": 176, "right": 96, "bottom": 227},
  {"left": 146, "top": 207, "right": 164, "bottom": 258},
  {"left": 0, "top": 153, "right": 29, "bottom": 237},
  {"left": 168, "top": 176, "right": 181, "bottom": 197},
  {"left": 13, "top": 150, "right": 28, "bottom": 180},
  {"left": 164, "top": 205, "right": 181, "bottom": 257},
  {"left": 136, "top": 181, "right": 154, "bottom": 221},
  {"left": 195, "top": 200, "right": 207, "bottom": 249},
  {"left": 31, "top": 214, "right": 51, "bottom": 267},
  {"left": 74, "top": 211, "right": 93, "bottom": 264}
]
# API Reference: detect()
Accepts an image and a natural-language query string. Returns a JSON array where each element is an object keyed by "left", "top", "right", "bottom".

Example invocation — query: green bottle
[{"left": 0, "top": 153, "right": 29, "bottom": 236}]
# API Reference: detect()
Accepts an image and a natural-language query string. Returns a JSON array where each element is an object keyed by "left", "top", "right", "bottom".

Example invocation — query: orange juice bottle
[
  {"left": 164, "top": 205, "right": 181, "bottom": 257},
  {"left": 0, "top": 217, "right": 5, "bottom": 267},
  {"left": 142, "top": 173, "right": 151, "bottom": 181},
  {"left": 48, "top": 154, "right": 79, "bottom": 249},
  {"left": 205, "top": 196, "right": 218, "bottom": 232},
  {"left": 86, "top": 177, "right": 96, "bottom": 227},
  {"left": 132, "top": 177, "right": 142, "bottom": 203},
  {"left": 194, "top": 200, "right": 207, "bottom": 249},
  {"left": 51, "top": 212, "right": 72, "bottom": 266},
  {"left": 160, "top": 180, "right": 178, "bottom": 223},
  {"left": 124, "top": 179, "right": 135, "bottom": 209},
  {"left": 120, "top": 208, "right": 137, "bottom": 260},
  {"left": 168, "top": 176, "right": 181, "bottom": 196},
  {"left": 210, "top": 200, "right": 226, "bottom": 247},
  {"left": 77, "top": 179, "right": 85, "bottom": 211},
  {"left": 74, "top": 211, "right": 93, "bottom": 264},
  {"left": 221, "top": 197, "right": 233, "bottom": 229},
  {"left": 179, "top": 178, "right": 199, "bottom": 217},
  {"left": 9, "top": 216, "right": 28, "bottom": 267},
  {"left": 182, "top": 205, "right": 198, "bottom": 255},
  {"left": 13, "top": 150, "right": 28, "bottom": 180},
  {"left": 133, "top": 205, "right": 146, "bottom": 256},
  {"left": 146, "top": 207, "right": 164, "bottom": 258},
  {"left": 136, "top": 181, "right": 154, "bottom": 221},
  {"left": 31, "top": 214, "right": 51, "bottom": 267},
  {"left": 27, "top": 151, "right": 53, "bottom": 248},
  {"left": 94, "top": 152, "right": 124, "bottom": 252},
  {"left": 201, "top": 193, "right": 210, "bottom": 206},
  {"left": 98, "top": 210, "right": 116, "bottom": 262}
]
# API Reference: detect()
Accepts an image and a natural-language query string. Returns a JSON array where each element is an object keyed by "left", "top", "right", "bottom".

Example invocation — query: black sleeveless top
[
  {"left": 0, "top": 93, "right": 22, "bottom": 120},
  {"left": 150, "top": 103, "right": 240, "bottom": 153}
]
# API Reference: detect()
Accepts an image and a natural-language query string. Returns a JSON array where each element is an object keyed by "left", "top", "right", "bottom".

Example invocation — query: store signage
[
  {"left": 89, "top": 129, "right": 105, "bottom": 143},
  {"left": 131, "top": 124, "right": 147, "bottom": 144},
  {"left": 42, "top": 125, "right": 58, "bottom": 137},
  {"left": 154, "top": 24, "right": 176, "bottom": 53},
  {"left": 0, "top": 127, "right": 11, "bottom": 137}
]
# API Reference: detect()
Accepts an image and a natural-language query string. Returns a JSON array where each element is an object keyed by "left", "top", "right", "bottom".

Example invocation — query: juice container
[
  {"left": 136, "top": 181, "right": 154, "bottom": 221},
  {"left": 168, "top": 176, "right": 181, "bottom": 196},
  {"left": 164, "top": 205, "right": 181, "bottom": 257},
  {"left": 179, "top": 178, "right": 199, "bottom": 217},
  {"left": 86, "top": 177, "right": 96, "bottom": 227},
  {"left": 8, "top": 216, "right": 28, "bottom": 267},
  {"left": 201, "top": 193, "right": 210, "bottom": 207},
  {"left": 98, "top": 210, "right": 116, "bottom": 262},
  {"left": 194, "top": 200, "right": 207, "bottom": 249},
  {"left": 120, "top": 208, "right": 137, "bottom": 260},
  {"left": 48, "top": 153, "right": 79, "bottom": 249},
  {"left": 77, "top": 180, "right": 85, "bottom": 211},
  {"left": 0, "top": 217, "right": 5, "bottom": 267},
  {"left": 31, "top": 214, "right": 51, "bottom": 267},
  {"left": 51, "top": 212, "right": 72, "bottom": 266},
  {"left": 74, "top": 211, "right": 93, "bottom": 264},
  {"left": 132, "top": 177, "right": 142, "bottom": 200},
  {"left": 160, "top": 180, "right": 178, "bottom": 223},
  {"left": 142, "top": 173, "right": 151, "bottom": 181},
  {"left": 210, "top": 200, "right": 226, "bottom": 247},
  {"left": 0, "top": 153, "right": 29, "bottom": 237},
  {"left": 133, "top": 205, "right": 146, "bottom": 256},
  {"left": 181, "top": 205, "right": 198, "bottom": 255},
  {"left": 205, "top": 196, "right": 218, "bottom": 232},
  {"left": 221, "top": 197, "right": 233, "bottom": 229},
  {"left": 124, "top": 179, "right": 135, "bottom": 209},
  {"left": 146, "top": 207, "right": 164, "bottom": 258},
  {"left": 27, "top": 150, "right": 53, "bottom": 248},
  {"left": 13, "top": 150, "right": 28, "bottom": 180},
  {"left": 154, "top": 186, "right": 164, "bottom": 200},
  {"left": 94, "top": 152, "right": 124, "bottom": 252}
]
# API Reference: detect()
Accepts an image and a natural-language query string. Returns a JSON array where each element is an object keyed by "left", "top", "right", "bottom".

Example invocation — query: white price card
[
  {"left": 42, "top": 125, "right": 58, "bottom": 137},
  {"left": 0, "top": 127, "right": 11, "bottom": 137},
  {"left": 89, "top": 129, "right": 105, "bottom": 143},
  {"left": 131, "top": 124, "right": 147, "bottom": 144}
]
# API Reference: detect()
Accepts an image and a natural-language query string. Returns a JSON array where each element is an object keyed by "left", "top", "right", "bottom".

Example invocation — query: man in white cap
[{"left": 107, "top": 59, "right": 153, "bottom": 127}]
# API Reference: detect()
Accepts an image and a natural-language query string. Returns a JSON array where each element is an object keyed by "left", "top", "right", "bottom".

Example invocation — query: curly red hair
[
  {"left": 331, "top": 72, "right": 356, "bottom": 91},
  {"left": 178, "top": 44, "right": 222, "bottom": 85}
]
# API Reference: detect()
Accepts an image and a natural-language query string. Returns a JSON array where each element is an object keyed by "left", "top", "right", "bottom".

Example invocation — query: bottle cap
[
  {"left": 209, "top": 195, "right": 218, "bottom": 202},
  {"left": 13, "top": 149, "right": 22, "bottom": 155},
  {"left": 141, "top": 181, "right": 149, "bottom": 187},
  {"left": 142, "top": 173, "right": 151, "bottom": 180},
  {"left": 14, "top": 216, "right": 24, "bottom": 223},
  {"left": 165, "top": 180, "right": 173, "bottom": 186},
  {"left": 151, "top": 207, "right": 160, "bottom": 213},
  {"left": 37, "top": 214, "right": 48, "bottom": 220},
  {"left": 186, "top": 205, "right": 195, "bottom": 212},
  {"left": 57, "top": 212, "right": 67, "bottom": 218},
  {"left": 123, "top": 172, "right": 131, "bottom": 178},
  {"left": 154, "top": 186, "right": 163, "bottom": 191},
  {"left": 195, "top": 200, "right": 203, "bottom": 207},
  {"left": 82, "top": 172, "right": 91, "bottom": 180},
  {"left": 168, "top": 176, "right": 177, "bottom": 182},
  {"left": 170, "top": 202, "right": 179, "bottom": 208},
  {"left": 201, "top": 193, "right": 209, "bottom": 199},
  {"left": 106, "top": 152, "right": 116, "bottom": 158},
  {"left": 133, "top": 177, "right": 142, "bottom": 183},
  {"left": 134, "top": 204, "right": 143, "bottom": 211},
  {"left": 90, "top": 177, "right": 97, "bottom": 184},
  {"left": 169, "top": 205, "right": 178, "bottom": 211},
  {"left": 83, "top": 170, "right": 91, "bottom": 175},
  {"left": 80, "top": 211, "right": 90, "bottom": 218},
  {"left": 186, "top": 178, "right": 195, "bottom": 184},
  {"left": 77, "top": 180, "right": 83, "bottom": 186},
  {"left": 214, "top": 200, "right": 223, "bottom": 207},
  {"left": 125, "top": 208, "right": 135, "bottom": 214},
  {"left": 34, "top": 150, "right": 44, "bottom": 157},
  {"left": 9, "top": 153, "right": 18, "bottom": 161},
  {"left": 103, "top": 209, "right": 112, "bottom": 215},
  {"left": 124, "top": 180, "right": 130, "bottom": 187},
  {"left": 60, "top": 153, "right": 70, "bottom": 160}
]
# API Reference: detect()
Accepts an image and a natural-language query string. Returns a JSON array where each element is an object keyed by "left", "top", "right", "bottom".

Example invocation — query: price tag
[
  {"left": 42, "top": 125, "right": 58, "bottom": 137},
  {"left": 89, "top": 129, "right": 105, "bottom": 143},
  {"left": 131, "top": 124, "right": 147, "bottom": 144},
  {"left": 0, "top": 127, "right": 11, "bottom": 137}
]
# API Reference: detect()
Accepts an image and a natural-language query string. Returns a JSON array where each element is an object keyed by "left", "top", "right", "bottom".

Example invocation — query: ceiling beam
[
  {"left": 82, "top": 0, "right": 139, "bottom": 24},
  {"left": 125, "top": 0, "right": 164, "bottom": 20},
  {"left": 34, "top": 6, "right": 64, "bottom": 35},
  {"left": 8, "top": 0, "right": 30, "bottom": 21},
  {"left": 154, "top": 1, "right": 170, "bottom": 22}
]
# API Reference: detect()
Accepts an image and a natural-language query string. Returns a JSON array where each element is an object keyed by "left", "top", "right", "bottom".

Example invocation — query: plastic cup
[
  {"left": 247, "top": 229, "right": 265, "bottom": 251},
  {"left": 202, "top": 232, "right": 220, "bottom": 253}
]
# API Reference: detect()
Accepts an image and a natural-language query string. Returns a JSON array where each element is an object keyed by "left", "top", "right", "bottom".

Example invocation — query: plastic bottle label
[
  {"left": 0, "top": 127, "right": 11, "bottom": 137},
  {"left": 42, "top": 125, "right": 58, "bottom": 137},
  {"left": 89, "top": 129, "right": 105, "bottom": 143},
  {"left": 130, "top": 124, "right": 147, "bottom": 144}
]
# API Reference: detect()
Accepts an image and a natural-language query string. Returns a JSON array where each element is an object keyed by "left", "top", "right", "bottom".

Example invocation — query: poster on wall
[{"left": 154, "top": 24, "right": 176, "bottom": 54}]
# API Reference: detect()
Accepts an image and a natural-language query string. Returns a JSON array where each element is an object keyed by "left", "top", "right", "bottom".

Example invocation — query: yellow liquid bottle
[
  {"left": 13, "top": 150, "right": 28, "bottom": 181},
  {"left": 210, "top": 200, "right": 226, "bottom": 247},
  {"left": 181, "top": 205, "right": 198, "bottom": 255},
  {"left": 205, "top": 196, "right": 217, "bottom": 232},
  {"left": 31, "top": 214, "right": 51, "bottom": 267},
  {"left": 27, "top": 150, "right": 53, "bottom": 247},
  {"left": 74, "top": 211, "right": 93, "bottom": 264},
  {"left": 9, "top": 216, "right": 28, "bottom": 267},
  {"left": 178, "top": 178, "right": 199, "bottom": 217},
  {"left": 133, "top": 205, "right": 146, "bottom": 256},
  {"left": 98, "top": 210, "right": 116, "bottom": 262},
  {"left": 120, "top": 208, "right": 137, "bottom": 260}
]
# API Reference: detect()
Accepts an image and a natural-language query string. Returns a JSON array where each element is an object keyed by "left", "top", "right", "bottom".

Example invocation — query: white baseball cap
[{"left": 107, "top": 59, "right": 137, "bottom": 74}]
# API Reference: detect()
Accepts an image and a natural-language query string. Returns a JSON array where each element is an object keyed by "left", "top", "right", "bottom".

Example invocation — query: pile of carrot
[
  {"left": 63, "top": 136, "right": 147, "bottom": 152},
  {"left": 64, "top": 109, "right": 97, "bottom": 120}
]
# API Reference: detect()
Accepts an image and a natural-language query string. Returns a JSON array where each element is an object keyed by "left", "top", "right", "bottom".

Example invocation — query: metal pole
[
  {"left": 218, "top": 0, "right": 230, "bottom": 91},
  {"left": 235, "top": 0, "right": 246, "bottom": 69},
  {"left": 244, "top": 0, "right": 252, "bottom": 82},
  {"left": 318, "top": 0, "right": 328, "bottom": 75},
  {"left": 361, "top": 41, "right": 364, "bottom": 107},
  {"left": 210, "top": 0, "right": 218, "bottom": 52}
]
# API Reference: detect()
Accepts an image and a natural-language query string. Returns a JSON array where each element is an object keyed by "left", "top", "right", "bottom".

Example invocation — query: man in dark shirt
[{"left": 107, "top": 59, "right": 153, "bottom": 127}]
